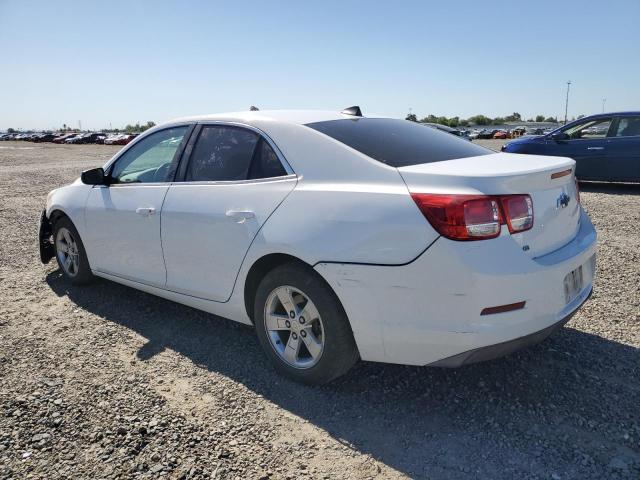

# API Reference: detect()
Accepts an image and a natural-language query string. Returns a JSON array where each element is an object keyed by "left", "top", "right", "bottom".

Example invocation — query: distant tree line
[
  {"left": 121, "top": 121, "right": 157, "bottom": 133},
  {"left": 405, "top": 112, "right": 570, "bottom": 127},
  {"left": 49, "top": 121, "right": 158, "bottom": 133}
]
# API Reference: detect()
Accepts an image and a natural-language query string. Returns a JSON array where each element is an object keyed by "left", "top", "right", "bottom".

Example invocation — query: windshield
[{"left": 305, "top": 118, "right": 491, "bottom": 167}]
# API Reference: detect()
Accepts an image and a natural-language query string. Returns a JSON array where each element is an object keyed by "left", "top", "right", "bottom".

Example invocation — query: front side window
[
  {"left": 110, "top": 126, "right": 188, "bottom": 183},
  {"left": 614, "top": 116, "right": 640, "bottom": 137},
  {"left": 563, "top": 117, "right": 612, "bottom": 140},
  {"left": 305, "top": 118, "right": 491, "bottom": 167}
]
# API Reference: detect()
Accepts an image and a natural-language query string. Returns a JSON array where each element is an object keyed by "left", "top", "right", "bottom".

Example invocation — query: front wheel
[
  {"left": 53, "top": 216, "right": 94, "bottom": 285},
  {"left": 254, "top": 263, "right": 359, "bottom": 385}
]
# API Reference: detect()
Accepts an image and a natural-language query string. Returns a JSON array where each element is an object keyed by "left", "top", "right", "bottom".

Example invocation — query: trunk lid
[{"left": 398, "top": 152, "right": 581, "bottom": 258}]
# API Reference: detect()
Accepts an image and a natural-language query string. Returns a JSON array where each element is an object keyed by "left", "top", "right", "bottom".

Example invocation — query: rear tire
[
  {"left": 254, "top": 262, "right": 359, "bottom": 385},
  {"left": 53, "top": 216, "right": 94, "bottom": 285}
]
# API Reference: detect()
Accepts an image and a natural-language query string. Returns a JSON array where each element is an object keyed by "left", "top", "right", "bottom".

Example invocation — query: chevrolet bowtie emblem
[{"left": 556, "top": 192, "right": 571, "bottom": 209}]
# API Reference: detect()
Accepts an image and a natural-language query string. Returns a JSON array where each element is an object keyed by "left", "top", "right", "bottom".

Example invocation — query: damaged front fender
[{"left": 39, "top": 209, "right": 55, "bottom": 264}]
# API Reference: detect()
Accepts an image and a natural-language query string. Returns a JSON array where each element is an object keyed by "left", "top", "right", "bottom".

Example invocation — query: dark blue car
[{"left": 502, "top": 112, "right": 640, "bottom": 182}]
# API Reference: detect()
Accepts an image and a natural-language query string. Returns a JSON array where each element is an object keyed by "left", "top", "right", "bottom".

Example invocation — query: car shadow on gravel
[{"left": 46, "top": 272, "right": 640, "bottom": 479}]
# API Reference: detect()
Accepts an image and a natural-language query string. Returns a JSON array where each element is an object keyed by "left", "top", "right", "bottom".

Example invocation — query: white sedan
[{"left": 40, "top": 108, "right": 597, "bottom": 384}]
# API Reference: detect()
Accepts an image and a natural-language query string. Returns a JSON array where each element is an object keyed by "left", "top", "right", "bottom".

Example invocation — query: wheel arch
[
  {"left": 48, "top": 208, "right": 70, "bottom": 226},
  {"left": 244, "top": 253, "right": 313, "bottom": 323}
]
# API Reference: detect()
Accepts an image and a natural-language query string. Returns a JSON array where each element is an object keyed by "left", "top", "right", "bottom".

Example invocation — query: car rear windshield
[{"left": 305, "top": 118, "right": 491, "bottom": 167}]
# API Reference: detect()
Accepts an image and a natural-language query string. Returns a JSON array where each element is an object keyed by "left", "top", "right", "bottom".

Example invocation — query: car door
[
  {"left": 84, "top": 125, "right": 192, "bottom": 286},
  {"left": 548, "top": 117, "right": 613, "bottom": 179},
  {"left": 605, "top": 115, "right": 640, "bottom": 181},
  {"left": 161, "top": 123, "right": 297, "bottom": 301}
]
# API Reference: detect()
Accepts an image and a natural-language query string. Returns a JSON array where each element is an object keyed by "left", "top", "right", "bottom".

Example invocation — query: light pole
[
  {"left": 564, "top": 81, "right": 571, "bottom": 125},
  {"left": 602, "top": 98, "right": 606, "bottom": 113}
]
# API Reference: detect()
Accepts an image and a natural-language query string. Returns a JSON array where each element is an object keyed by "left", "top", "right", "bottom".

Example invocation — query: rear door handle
[
  {"left": 226, "top": 210, "right": 255, "bottom": 223},
  {"left": 135, "top": 207, "right": 156, "bottom": 216},
  {"left": 587, "top": 147, "right": 604, "bottom": 150}
]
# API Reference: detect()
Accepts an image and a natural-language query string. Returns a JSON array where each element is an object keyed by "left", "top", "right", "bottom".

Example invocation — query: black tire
[
  {"left": 254, "top": 262, "right": 359, "bottom": 385},
  {"left": 53, "top": 216, "right": 94, "bottom": 285}
]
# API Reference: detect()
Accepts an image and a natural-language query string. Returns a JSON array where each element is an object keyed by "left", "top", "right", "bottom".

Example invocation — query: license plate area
[{"left": 563, "top": 265, "right": 584, "bottom": 304}]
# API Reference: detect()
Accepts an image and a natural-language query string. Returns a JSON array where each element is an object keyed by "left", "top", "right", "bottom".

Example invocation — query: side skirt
[{"left": 92, "top": 270, "right": 252, "bottom": 326}]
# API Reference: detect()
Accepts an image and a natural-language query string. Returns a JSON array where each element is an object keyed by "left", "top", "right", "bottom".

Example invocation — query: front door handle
[
  {"left": 587, "top": 146, "right": 604, "bottom": 150},
  {"left": 135, "top": 207, "right": 156, "bottom": 216},
  {"left": 226, "top": 210, "right": 255, "bottom": 223}
]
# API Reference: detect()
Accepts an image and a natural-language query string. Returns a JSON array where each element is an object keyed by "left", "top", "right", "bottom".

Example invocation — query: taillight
[
  {"left": 410, "top": 194, "right": 502, "bottom": 240},
  {"left": 411, "top": 193, "right": 534, "bottom": 241},
  {"left": 501, "top": 194, "right": 533, "bottom": 234}
]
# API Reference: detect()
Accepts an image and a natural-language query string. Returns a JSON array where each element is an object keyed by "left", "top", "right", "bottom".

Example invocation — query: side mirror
[
  {"left": 81, "top": 167, "right": 107, "bottom": 185},
  {"left": 551, "top": 132, "right": 570, "bottom": 142}
]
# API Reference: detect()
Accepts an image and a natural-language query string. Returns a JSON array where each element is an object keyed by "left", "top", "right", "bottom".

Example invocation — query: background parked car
[
  {"left": 502, "top": 111, "right": 640, "bottom": 182},
  {"left": 493, "top": 130, "right": 509, "bottom": 139},
  {"left": 103, "top": 134, "right": 125, "bottom": 145},
  {"left": 65, "top": 134, "right": 89, "bottom": 144},
  {"left": 33, "top": 133, "right": 56, "bottom": 142},
  {"left": 105, "top": 133, "right": 138, "bottom": 145},
  {"left": 64, "top": 132, "right": 105, "bottom": 144},
  {"left": 53, "top": 133, "right": 79, "bottom": 144},
  {"left": 83, "top": 132, "right": 107, "bottom": 144},
  {"left": 476, "top": 129, "right": 499, "bottom": 139}
]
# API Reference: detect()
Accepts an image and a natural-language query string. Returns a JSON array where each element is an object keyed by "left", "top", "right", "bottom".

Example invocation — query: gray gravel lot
[{"left": 0, "top": 140, "right": 638, "bottom": 479}]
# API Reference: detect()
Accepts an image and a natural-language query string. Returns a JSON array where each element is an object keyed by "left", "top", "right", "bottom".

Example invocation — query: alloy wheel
[
  {"left": 55, "top": 227, "right": 80, "bottom": 277},
  {"left": 263, "top": 285, "right": 325, "bottom": 369}
]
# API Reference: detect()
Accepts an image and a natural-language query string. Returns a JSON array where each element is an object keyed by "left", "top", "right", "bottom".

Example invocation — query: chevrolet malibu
[{"left": 39, "top": 108, "right": 597, "bottom": 384}]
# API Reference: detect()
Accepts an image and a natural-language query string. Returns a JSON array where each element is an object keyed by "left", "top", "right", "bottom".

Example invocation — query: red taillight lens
[
  {"left": 410, "top": 194, "right": 502, "bottom": 240},
  {"left": 411, "top": 193, "right": 534, "bottom": 241},
  {"left": 501, "top": 194, "right": 533, "bottom": 233}
]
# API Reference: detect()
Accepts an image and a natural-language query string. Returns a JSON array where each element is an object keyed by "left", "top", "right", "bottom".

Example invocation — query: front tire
[
  {"left": 254, "top": 263, "right": 359, "bottom": 385},
  {"left": 53, "top": 216, "right": 94, "bottom": 285}
]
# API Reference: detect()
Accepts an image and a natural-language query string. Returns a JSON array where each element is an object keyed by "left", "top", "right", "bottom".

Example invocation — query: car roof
[
  {"left": 165, "top": 109, "right": 390, "bottom": 127},
  {"left": 584, "top": 111, "right": 640, "bottom": 119}
]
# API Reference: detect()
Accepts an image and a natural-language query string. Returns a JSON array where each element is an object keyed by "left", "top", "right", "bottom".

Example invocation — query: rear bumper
[
  {"left": 316, "top": 208, "right": 597, "bottom": 366},
  {"left": 429, "top": 287, "right": 591, "bottom": 367}
]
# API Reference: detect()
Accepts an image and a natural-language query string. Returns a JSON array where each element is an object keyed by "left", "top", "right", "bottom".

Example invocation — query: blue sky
[{"left": 1, "top": 0, "right": 639, "bottom": 130}]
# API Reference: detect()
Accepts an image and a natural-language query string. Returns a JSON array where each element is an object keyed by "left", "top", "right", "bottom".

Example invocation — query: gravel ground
[{"left": 0, "top": 140, "right": 638, "bottom": 480}]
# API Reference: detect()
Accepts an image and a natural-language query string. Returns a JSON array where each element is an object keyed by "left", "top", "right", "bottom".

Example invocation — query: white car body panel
[
  {"left": 398, "top": 153, "right": 581, "bottom": 257},
  {"left": 45, "top": 179, "right": 91, "bottom": 238},
  {"left": 84, "top": 184, "right": 169, "bottom": 286},
  {"left": 161, "top": 175, "right": 298, "bottom": 301},
  {"left": 43, "top": 110, "right": 597, "bottom": 367},
  {"left": 248, "top": 183, "right": 436, "bottom": 266},
  {"left": 316, "top": 209, "right": 596, "bottom": 364}
]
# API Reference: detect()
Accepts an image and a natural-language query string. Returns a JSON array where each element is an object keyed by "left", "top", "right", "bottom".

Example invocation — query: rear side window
[
  {"left": 305, "top": 118, "right": 491, "bottom": 167},
  {"left": 248, "top": 139, "right": 287, "bottom": 179},
  {"left": 186, "top": 126, "right": 259, "bottom": 181},
  {"left": 614, "top": 116, "right": 640, "bottom": 137}
]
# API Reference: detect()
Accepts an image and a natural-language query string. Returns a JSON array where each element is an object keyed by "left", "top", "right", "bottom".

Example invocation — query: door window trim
[
  {"left": 102, "top": 123, "right": 196, "bottom": 185},
  {"left": 173, "top": 121, "right": 295, "bottom": 184}
]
